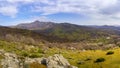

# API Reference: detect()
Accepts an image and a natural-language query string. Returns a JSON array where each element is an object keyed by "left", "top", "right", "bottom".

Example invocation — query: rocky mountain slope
[
  {"left": 12, "top": 20, "right": 120, "bottom": 42},
  {"left": 13, "top": 20, "right": 54, "bottom": 30}
]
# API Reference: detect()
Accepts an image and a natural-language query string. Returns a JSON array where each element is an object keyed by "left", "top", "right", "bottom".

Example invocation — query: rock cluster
[
  {"left": 0, "top": 52, "right": 77, "bottom": 68},
  {"left": 1, "top": 53, "right": 21, "bottom": 68},
  {"left": 46, "top": 54, "right": 77, "bottom": 68}
]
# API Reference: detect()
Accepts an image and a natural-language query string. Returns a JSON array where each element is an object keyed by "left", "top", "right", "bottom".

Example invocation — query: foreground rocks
[
  {"left": 25, "top": 54, "right": 77, "bottom": 68},
  {"left": 1, "top": 53, "right": 22, "bottom": 68},
  {"left": 46, "top": 54, "right": 77, "bottom": 68},
  {"left": 0, "top": 51, "right": 77, "bottom": 68}
]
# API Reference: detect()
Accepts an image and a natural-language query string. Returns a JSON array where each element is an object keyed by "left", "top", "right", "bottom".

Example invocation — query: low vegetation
[
  {"left": 44, "top": 48, "right": 120, "bottom": 68},
  {"left": 94, "top": 58, "right": 105, "bottom": 63},
  {"left": 0, "top": 26, "right": 120, "bottom": 68},
  {"left": 1, "top": 38, "right": 120, "bottom": 68},
  {"left": 29, "top": 62, "right": 46, "bottom": 68},
  {"left": 106, "top": 51, "right": 114, "bottom": 55},
  {"left": 0, "top": 38, "right": 120, "bottom": 68}
]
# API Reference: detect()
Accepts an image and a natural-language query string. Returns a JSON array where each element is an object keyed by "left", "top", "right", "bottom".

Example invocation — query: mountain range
[
  {"left": 14, "top": 20, "right": 54, "bottom": 30},
  {"left": 11, "top": 20, "right": 120, "bottom": 42}
]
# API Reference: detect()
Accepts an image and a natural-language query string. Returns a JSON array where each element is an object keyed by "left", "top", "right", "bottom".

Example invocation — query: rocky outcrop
[
  {"left": 25, "top": 57, "right": 46, "bottom": 65},
  {"left": 46, "top": 54, "right": 77, "bottom": 68},
  {"left": 0, "top": 52, "right": 77, "bottom": 68},
  {"left": 1, "top": 53, "right": 21, "bottom": 68},
  {"left": 24, "top": 54, "right": 77, "bottom": 68}
]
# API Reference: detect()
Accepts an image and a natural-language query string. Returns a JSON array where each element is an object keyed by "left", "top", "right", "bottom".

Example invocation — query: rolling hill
[
  {"left": 1, "top": 25, "right": 69, "bottom": 43},
  {"left": 13, "top": 20, "right": 120, "bottom": 42}
]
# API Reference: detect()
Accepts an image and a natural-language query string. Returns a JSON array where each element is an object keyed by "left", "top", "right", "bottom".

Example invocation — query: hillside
[
  {"left": 1, "top": 22, "right": 120, "bottom": 68},
  {"left": 13, "top": 21, "right": 120, "bottom": 42},
  {"left": 0, "top": 26, "right": 50, "bottom": 45},
  {"left": 0, "top": 26, "right": 70, "bottom": 43}
]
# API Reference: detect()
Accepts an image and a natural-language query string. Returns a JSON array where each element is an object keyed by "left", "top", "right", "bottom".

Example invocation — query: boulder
[
  {"left": 46, "top": 54, "right": 77, "bottom": 68},
  {"left": 1, "top": 53, "right": 20, "bottom": 68},
  {"left": 0, "top": 52, "right": 77, "bottom": 68},
  {"left": 25, "top": 57, "right": 46, "bottom": 64}
]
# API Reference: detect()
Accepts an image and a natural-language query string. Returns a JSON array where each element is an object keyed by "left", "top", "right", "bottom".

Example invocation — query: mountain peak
[
  {"left": 33, "top": 20, "right": 41, "bottom": 24},
  {"left": 34, "top": 20, "right": 40, "bottom": 22},
  {"left": 14, "top": 20, "right": 54, "bottom": 30}
]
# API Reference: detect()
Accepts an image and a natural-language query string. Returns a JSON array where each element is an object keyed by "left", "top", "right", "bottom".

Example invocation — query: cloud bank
[{"left": 0, "top": 0, "right": 120, "bottom": 22}]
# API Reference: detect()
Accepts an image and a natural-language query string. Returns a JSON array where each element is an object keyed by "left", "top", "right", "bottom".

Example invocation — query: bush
[
  {"left": 29, "top": 62, "right": 46, "bottom": 68},
  {"left": 38, "top": 48, "right": 43, "bottom": 53},
  {"left": 94, "top": 58, "right": 105, "bottom": 63},
  {"left": 0, "top": 55, "right": 4, "bottom": 59},
  {"left": 21, "top": 51, "right": 29, "bottom": 57},
  {"left": 29, "top": 53, "right": 42, "bottom": 58},
  {"left": 106, "top": 51, "right": 114, "bottom": 55},
  {"left": 85, "top": 58, "right": 92, "bottom": 61},
  {"left": 77, "top": 60, "right": 85, "bottom": 65}
]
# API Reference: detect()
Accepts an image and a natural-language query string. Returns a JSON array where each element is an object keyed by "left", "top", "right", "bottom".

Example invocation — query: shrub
[
  {"left": 0, "top": 55, "right": 4, "bottom": 59},
  {"left": 85, "top": 58, "right": 92, "bottom": 61},
  {"left": 94, "top": 58, "right": 105, "bottom": 63},
  {"left": 29, "top": 53, "right": 42, "bottom": 58},
  {"left": 21, "top": 51, "right": 29, "bottom": 57},
  {"left": 106, "top": 51, "right": 114, "bottom": 55},
  {"left": 29, "top": 62, "right": 46, "bottom": 68},
  {"left": 38, "top": 48, "right": 43, "bottom": 53},
  {"left": 77, "top": 60, "right": 85, "bottom": 65}
]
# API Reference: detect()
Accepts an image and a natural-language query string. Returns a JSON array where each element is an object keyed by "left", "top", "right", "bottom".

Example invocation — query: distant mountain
[
  {"left": 13, "top": 20, "right": 54, "bottom": 30},
  {"left": 12, "top": 21, "right": 120, "bottom": 42},
  {"left": 92, "top": 25, "right": 120, "bottom": 31}
]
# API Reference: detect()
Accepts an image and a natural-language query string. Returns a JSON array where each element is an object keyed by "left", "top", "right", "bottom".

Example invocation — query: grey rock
[
  {"left": 24, "top": 57, "right": 46, "bottom": 64},
  {"left": 46, "top": 54, "right": 77, "bottom": 68},
  {"left": 0, "top": 51, "right": 77, "bottom": 68},
  {"left": 1, "top": 53, "right": 20, "bottom": 68}
]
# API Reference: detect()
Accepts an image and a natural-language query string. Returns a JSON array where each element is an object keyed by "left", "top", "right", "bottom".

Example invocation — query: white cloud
[
  {"left": 6, "top": 0, "right": 34, "bottom": 3},
  {"left": 30, "top": 16, "right": 52, "bottom": 22},
  {"left": 0, "top": 5, "right": 18, "bottom": 18},
  {"left": 32, "top": 0, "right": 120, "bottom": 19},
  {"left": 0, "top": 0, "right": 120, "bottom": 21},
  {"left": 0, "top": 0, "right": 113, "bottom": 17},
  {"left": 81, "top": 18, "right": 120, "bottom": 25},
  {"left": 9, "top": 16, "right": 52, "bottom": 26},
  {"left": 0, "top": 0, "right": 56, "bottom": 17}
]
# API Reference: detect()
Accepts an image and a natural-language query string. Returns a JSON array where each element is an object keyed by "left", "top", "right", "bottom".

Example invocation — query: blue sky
[{"left": 0, "top": 0, "right": 120, "bottom": 26}]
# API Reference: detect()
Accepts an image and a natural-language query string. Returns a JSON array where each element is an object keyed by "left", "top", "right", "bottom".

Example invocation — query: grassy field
[
  {"left": 46, "top": 48, "right": 120, "bottom": 68},
  {"left": 0, "top": 40, "right": 120, "bottom": 68}
]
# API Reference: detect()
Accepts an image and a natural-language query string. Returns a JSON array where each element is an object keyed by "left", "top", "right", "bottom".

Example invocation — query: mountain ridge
[
  {"left": 11, "top": 20, "right": 120, "bottom": 42},
  {"left": 13, "top": 20, "right": 55, "bottom": 30}
]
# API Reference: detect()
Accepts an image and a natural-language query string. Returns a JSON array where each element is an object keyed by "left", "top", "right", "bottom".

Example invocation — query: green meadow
[
  {"left": 0, "top": 40, "right": 120, "bottom": 68},
  {"left": 46, "top": 48, "right": 120, "bottom": 68}
]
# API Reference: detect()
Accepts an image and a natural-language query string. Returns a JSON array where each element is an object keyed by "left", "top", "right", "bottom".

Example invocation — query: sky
[{"left": 0, "top": 0, "right": 120, "bottom": 26}]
